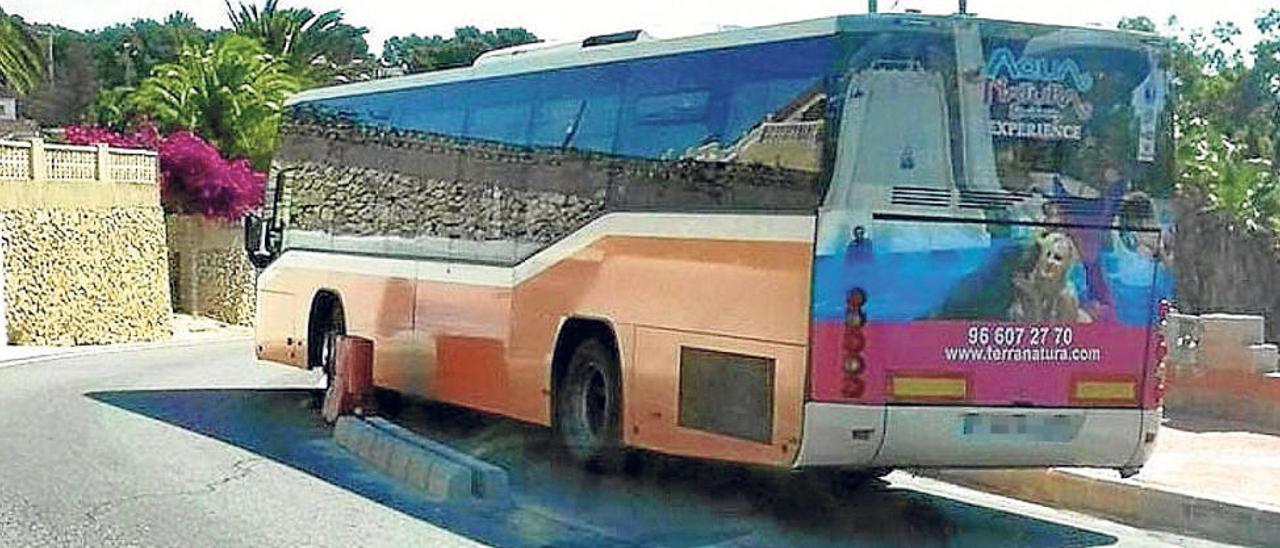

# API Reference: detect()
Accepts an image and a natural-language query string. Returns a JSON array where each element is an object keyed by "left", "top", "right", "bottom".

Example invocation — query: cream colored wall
[{"left": 0, "top": 139, "right": 171, "bottom": 345}]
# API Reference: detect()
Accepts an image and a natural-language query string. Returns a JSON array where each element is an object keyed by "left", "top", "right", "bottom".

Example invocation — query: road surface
[{"left": 0, "top": 340, "right": 1235, "bottom": 546}]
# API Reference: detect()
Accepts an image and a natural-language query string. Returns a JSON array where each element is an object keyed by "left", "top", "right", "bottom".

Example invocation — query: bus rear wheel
[{"left": 555, "top": 338, "right": 623, "bottom": 470}]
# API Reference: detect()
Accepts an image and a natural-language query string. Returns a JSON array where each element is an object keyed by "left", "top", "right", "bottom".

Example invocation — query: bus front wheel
[
  {"left": 555, "top": 338, "right": 623, "bottom": 470},
  {"left": 308, "top": 298, "right": 345, "bottom": 407}
]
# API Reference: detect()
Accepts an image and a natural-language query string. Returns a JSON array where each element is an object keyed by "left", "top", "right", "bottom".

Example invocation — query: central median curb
[
  {"left": 334, "top": 415, "right": 512, "bottom": 506},
  {"left": 923, "top": 468, "right": 1280, "bottom": 546}
]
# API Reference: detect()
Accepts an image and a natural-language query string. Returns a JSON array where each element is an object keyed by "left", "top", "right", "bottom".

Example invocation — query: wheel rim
[{"left": 581, "top": 365, "right": 609, "bottom": 438}]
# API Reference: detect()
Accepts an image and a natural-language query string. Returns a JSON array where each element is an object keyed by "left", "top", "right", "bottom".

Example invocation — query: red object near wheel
[{"left": 322, "top": 335, "right": 374, "bottom": 423}]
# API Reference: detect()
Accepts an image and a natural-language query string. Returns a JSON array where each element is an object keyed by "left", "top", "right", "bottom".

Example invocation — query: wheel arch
[
  {"left": 306, "top": 288, "right": 346, "bottom": 370},
  {"left": 549, "top": 316, "right": 622, "bottom": 425}
]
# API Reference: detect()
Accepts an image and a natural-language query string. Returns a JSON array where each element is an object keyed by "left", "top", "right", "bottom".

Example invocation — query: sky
[{"left": 2, "top": 0, "right": 1275, "bottom": 56}]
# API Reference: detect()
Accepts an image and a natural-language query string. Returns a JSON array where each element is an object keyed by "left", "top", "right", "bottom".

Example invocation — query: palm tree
[
  {"left": 131, "top": 33, "right": 298, "bottom": 168},
  {"left": 0, "top": 11, "right": 44, "bottom": 95},
  {"left": 225, "top": 0, "right": 370, "bottom": 84}
]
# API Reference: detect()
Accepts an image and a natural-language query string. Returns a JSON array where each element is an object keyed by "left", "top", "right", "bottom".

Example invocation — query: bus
[{"left": 248, "top": 13, "right": 1175, "bottom": 480}]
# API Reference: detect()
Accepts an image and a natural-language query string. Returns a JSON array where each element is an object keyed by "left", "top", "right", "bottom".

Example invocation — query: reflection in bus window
[
  {"left": 272, "top": 35, "right": 838, "bottom": 265},
  {"left": 468, "top": 102, "right": 532, "bottom": 145}
]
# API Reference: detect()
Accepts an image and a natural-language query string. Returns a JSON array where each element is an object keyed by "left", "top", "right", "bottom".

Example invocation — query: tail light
[
  {"left": 841, "top": 288, "right": 868, "bottom": 398},
  {"left": 1151, "top": 299, "right": 1171, "bottom": 406}
]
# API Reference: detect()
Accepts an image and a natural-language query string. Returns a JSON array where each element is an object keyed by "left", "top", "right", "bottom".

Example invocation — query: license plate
[{"left": 959, "top": 413, "right": 1083, "bottom": 442}]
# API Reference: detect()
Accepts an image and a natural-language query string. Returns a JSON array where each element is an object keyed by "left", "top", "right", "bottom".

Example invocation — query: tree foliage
[
  {"left": 129, "top": 34, "right": 299, "bottom": 169},
  {"left": 1117, "top": 16, "right": 1156, "bottom": 33},
  {"left": 225, "top": 0, "right": 373, "bottom": 85},
  {"left": 21, "top": 28, "right": 98, "bottom": 126},
  {"left": 382, "top": 26, "right": 539, "bottom": 73},
  {"left": 1156, "top": 11, "right": 1280, "bottom": 230},
  {"left": 87, "top": 12, "right": 210, "bottom": 90},
  {"left": 91, "top": 85, "right": 137, "bottom": 130},
  {"left": 0, "top": 10, "right": 44, "bottom": 95}
]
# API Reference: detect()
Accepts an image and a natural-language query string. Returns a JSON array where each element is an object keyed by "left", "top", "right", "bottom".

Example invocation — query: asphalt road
[{"left": 0, "top": 340, "right": 1236, "bottom": 547}]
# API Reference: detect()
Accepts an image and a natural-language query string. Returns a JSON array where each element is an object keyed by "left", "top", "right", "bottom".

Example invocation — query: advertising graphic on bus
[
  {"left": 810, "top": 22, "right": 1174, "bottom": 415},
  {"left": 251, "top": 13, "right": 1173, "bottom": 474}
]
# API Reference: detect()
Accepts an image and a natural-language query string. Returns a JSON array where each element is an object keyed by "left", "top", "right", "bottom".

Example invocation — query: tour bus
[{"left": 248, "top": 13, "right": 1175, "bottom": 480}]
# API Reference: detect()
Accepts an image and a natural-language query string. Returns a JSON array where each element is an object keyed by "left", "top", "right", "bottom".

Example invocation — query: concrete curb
[
  {"left": 925, "top": 468, "right": 1280, "bottom": 546},
  {"left": 333, "top": 416, "right": 512, "bottom": 506},
  {"left": 0, "top": 335, "right": 253, "bottom": 371}
]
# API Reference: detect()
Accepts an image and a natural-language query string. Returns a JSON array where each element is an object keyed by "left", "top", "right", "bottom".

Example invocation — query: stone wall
[
  {"left": 0, "top": 139, "right": 171, "bottom": 345},
  {"left": 1172, "top": 192, "right": 1280, "bottom": 341},
  {"left": 2, "top": 207, "right": 171, "bottom": 344},
  {"left": 167, "top": 214, "right": 256, "bottom": 326}
]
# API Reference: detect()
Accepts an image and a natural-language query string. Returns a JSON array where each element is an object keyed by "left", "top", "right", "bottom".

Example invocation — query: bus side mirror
[{"left": 244, "top": 213, "right": 273, "bottom": 269}]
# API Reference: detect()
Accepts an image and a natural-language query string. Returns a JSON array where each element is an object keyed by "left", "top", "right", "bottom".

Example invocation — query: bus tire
[
  {"left": 555, "top": 338, "right": 623, "bottom": 470},
  {"left": 308, "top": 296, "right": 345, "bottom": 402}
]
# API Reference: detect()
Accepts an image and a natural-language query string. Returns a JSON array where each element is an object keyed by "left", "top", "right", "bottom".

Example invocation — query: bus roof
[{"left": 286, "top": 13, "right": 1161, "bottom": 107}]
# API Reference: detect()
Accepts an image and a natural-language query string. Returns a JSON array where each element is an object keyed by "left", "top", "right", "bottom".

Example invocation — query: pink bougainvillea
[
  {"left": 64, "top": 124, "right": 263, "bottom": 221},
  {"left": 157, "top": 131, "right": 265, "bottom": 221},
  {"left": 65, "top": 122, "right": 161, "bottom": 151}
]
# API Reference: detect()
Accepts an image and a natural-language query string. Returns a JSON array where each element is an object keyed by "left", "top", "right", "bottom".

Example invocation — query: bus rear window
[
  {"left": 983, "top": 28, "right": 1173, "bottom": 202},
  {"left": 824, "top": 21, "right": 1173, "bottom": 218}
]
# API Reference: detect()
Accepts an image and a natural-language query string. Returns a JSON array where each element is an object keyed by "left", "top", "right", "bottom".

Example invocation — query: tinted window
[
  {"left": 528, "top": 63, "right": 624, "bottom": 153},
  {"left": 469, "top": 102, "right": 531, "bottom": 144},
  {"left": 530, "top": 98, "right": 583, "bottom": 148},
  {"left": 982, "top": 27, "right": 1173, "bottom": 199},
  {"left": 274, "top": 35, "right": 839, "bottom": 263},
  {"left": 615, "top": 40, "right": 836, "bottom": 163}
]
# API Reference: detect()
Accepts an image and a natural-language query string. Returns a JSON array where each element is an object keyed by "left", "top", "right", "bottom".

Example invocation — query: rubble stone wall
[
  {"left": 1172, "top": 192, "right": 1280, "bottom": 341},
  {"left": 0, "top": 184, "right": 171, "bottom": 345},
  {"left": 167, "top": 214, "right": 256, "bottom": 326}
]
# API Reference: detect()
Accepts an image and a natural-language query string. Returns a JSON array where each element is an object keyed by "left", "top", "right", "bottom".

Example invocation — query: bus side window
[
  {"left": 571, "top": 94, "right": 620, "bottom": 153},
  {"left": 726, "top": 77, "right": 818, "bottom": 137},
  {"left": 468, "top": 102, "right": 533, "bottom": 146},
  {"left": 529, "top": 65, "right": 624, "bottom": 154},
  {"left": 725, "top": 76, "right": 828, "bottom": 174},
  {"left": 388, "top": 83, "right": 468, "bottom": 137},
  {"left": 465, "top": 77, "right": 535, "bottom": 146},
  {"left": 530, "top": 95, "right": 620, "bottom": 153},
  {"left": 617, "top": 52, "right": 728, "bottom": 159},
  {"left": 530, "top": 98, "right": 585, "bottom": 148}
]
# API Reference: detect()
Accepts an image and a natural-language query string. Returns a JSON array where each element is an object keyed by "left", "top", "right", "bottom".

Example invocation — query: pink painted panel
[{"left": 810, "top": 320, "right": 1153, "bottom": 407}]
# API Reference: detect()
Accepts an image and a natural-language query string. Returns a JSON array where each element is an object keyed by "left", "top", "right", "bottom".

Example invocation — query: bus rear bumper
[{"left": 794, "top": 402, "right": 1159, "bottom": 470}]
